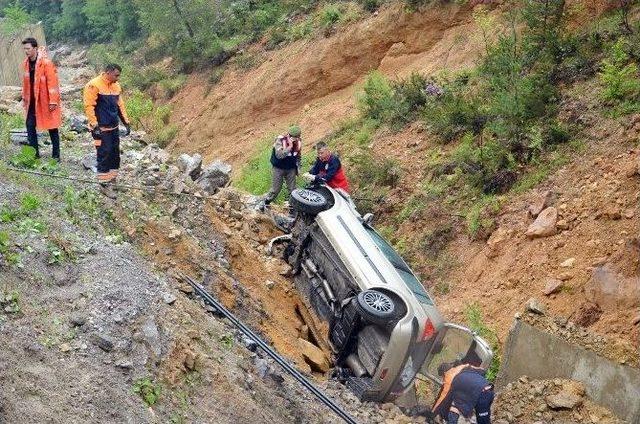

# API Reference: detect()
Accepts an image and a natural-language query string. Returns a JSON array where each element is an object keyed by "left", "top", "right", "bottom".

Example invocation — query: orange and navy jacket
[
  {"left": 432, "top": 364, "right": 490, "bottom": 418},
  {"left": 309, "top": 154, "right": 350, "bottom": 192},
  {"left": 83, "top": 74, "right": 130, "bottom": 131}
]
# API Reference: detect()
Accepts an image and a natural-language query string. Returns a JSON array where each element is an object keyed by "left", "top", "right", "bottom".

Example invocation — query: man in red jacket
[
  {"left": 21, "top": 37, "right": 62, "bottom": 161},
  {"left": 303, "top": 141, "right": 350, "bottom": 192}
]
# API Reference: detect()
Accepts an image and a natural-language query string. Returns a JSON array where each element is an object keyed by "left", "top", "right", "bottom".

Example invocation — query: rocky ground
[
  {"left": 0, "top": 134, "right": 417, "bottom": 423},
  {"left": 494, "top": 377, "right": 623, "bottom": 424},
  {"left": 0, "top": 48, "right": 431, "bottom": 422},
  {"left": 1, "top": 41, "right": 635, "bottom": 423}
]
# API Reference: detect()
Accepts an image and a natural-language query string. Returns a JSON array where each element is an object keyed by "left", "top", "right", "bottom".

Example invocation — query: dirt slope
[
  {"left": 362, "top": 78, "right": 640, "bottom": 353},
  {"left": 164, "top": 0, "right": 639, "bottom": 358},
  {"left": 169, "top": 1, "right": 487, "bottom": 168}
]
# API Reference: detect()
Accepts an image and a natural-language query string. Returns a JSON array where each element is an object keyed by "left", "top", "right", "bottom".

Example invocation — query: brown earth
[
  {"left": 162, "top": 0, "right": 640, "bottom": 365},
  {"left": 168, "top": 1, "right": 491, "bottom": 169}
]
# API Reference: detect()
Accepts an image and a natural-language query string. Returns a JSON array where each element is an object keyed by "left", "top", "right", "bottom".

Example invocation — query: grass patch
[
  {"left": 0, "top": 113, "right": 24, "bottom": 145},
  {"left": 235, "top": 137, "right": 314, "bottom": 203},
  {"left": 464, "top": 302, "right": 500, "bottom": 382},
  {"left": 133, "top": 378, "right": 161, "bottom": 407},
  {"left": 465, "top": 196, "right": 500, "bottom": 241}
]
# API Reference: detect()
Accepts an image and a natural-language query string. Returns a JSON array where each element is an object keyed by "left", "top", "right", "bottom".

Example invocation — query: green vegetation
[
  {"left": 133, "top": 378, "right": 161, "bottom": 407},
  {"left": 599, "top": 37, "right": 640, "bottom": 115},
  {"left": 0, "top": 290, "right": 21, "bottom": 314},
  {"left": 464, "top": 302, "right": 500, "bottom": 381},
  {"left": 0, "top": 113, "right": 23, "bottom": 146},
  {"left": 219, "top": 334, "right": 234, "bottom": 349},
  {"left": 0, "top": 3, "right": 30, "bottom": 35}
]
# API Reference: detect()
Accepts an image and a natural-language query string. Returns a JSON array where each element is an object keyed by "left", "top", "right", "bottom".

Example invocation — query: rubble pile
[
  {"left": 494, "top": 377, "right": 623, "bottom": 424},
  {"left": 520, "top": 310, "right": 640, "bottom": 368}
]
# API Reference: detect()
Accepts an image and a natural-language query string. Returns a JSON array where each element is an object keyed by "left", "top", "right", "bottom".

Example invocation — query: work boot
[{"left": 99, "top": 183, "right": 117, "bottom": 199}]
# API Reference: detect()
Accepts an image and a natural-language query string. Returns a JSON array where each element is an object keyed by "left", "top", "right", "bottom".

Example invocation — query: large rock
[
  {"left": 584, "top": 265, "right": 640, "bottom": 309},
  {"left": 526, "top": 297, "right": 547, "bottom": 315},
  {"left": 486, "top": 227, "right": 510, "bottom": 259},
  {"left": 297, "top": 338, "right": 330, "bottom": 373},
  {"left": 177, "top": 153, "right": 203, "bottom": 180},
  {"left": 81, "top": 154, "right": 97, "bottom": 173},
  {"left": 69, "top": 114, "right": 88, "bottom": 132},
  {"left": 528, "top": 190, "right": 553, "bottom": 218},
  {"left": 543, "top": 279, "right": 563, "bottom": 296},
  {"left": 546, "top": 391, "right": 583, "bottom": 410},
  {"left": 9, "top": 128, "right": 47, "bottom": 146},
  {"left": 196, "top": 160, "right": 231, "bottom": 194},
  {"left": 141, "top": 144, "right": 170, "bottom": 164},
  {"left": 545, "top": 381, "right": 585, "bottom": 410},
  {"left": 0, "top": 86, "right": 22, "bottom": 112},
  {"left": 525, "top": 207, "right": 558, "bottom": 238}
]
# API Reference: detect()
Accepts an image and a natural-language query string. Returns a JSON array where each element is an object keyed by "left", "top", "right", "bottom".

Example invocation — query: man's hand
[
  {"left": 90, "top": 127, "right": 102, "bottom": 140},
  {"left": 48, "top": 104, "right": 57, "bottom": 112},
  {"left": 124, "top": 123, "right": 131, "bottom": 136},
  {"left": 302, "top": 172, "right": 315, "bottom": 183}
]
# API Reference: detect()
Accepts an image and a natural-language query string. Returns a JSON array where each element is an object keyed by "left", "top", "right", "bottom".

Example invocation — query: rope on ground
[{"left": 2, "top": 164, "right": 384, "bottom": 205}]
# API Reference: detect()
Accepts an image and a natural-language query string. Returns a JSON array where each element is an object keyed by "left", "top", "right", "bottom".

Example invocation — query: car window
[{"left": 365, "top": 226, "right": 433, "bottom": 305}]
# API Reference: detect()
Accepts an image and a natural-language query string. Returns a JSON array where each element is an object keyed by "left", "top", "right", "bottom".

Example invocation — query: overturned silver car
[{"left": 283, "top": 185, "right": 493, "bottom": 402}]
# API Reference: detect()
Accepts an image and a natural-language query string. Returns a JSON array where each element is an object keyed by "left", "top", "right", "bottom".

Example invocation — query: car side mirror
[{"left": 363, "top": 213, "right": 374, "bottom": 225}]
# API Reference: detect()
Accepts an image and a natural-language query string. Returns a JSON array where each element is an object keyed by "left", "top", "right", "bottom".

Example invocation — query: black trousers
[
  {"left": 26, "top": 103, "right": 60, "bottom": 159},
  {"left": 446, "top": 389, "right": 495, "bottom": 424},
  {"left": 96, "top": 128, "right": 120, "bottom": 183}
]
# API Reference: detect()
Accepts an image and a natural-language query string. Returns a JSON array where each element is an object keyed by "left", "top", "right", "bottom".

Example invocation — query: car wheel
[
  {"left": 356, "top": 290, "right": 396, "bottom": 325},
  {"left": 290, "top": 188, "right": 328, "bottom": 215}
]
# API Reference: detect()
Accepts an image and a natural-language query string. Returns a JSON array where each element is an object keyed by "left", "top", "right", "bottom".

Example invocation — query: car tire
[
  {"left": 290, "top": 189, "right": 328, "bottom": 215},
  {"left": 356, "top": 290, "right": 396, "bottom": 326}
]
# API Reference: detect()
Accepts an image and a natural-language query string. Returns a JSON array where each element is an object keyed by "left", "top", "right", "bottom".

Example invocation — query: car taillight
[
  {"left": 379, "top": 368, "right": 388, "bottom": 381},
  {"left": 419, "top": 318, "right": 435, "bottom": 342}
]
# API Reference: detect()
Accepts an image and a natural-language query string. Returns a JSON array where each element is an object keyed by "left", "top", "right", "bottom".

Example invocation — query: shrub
[
  {"left": 126, "top": 90, "right": 154, "bottom": 130},
  {"left": 350, "top": 149, "right": 402, "bottom": 188},
  {"left": 158, "top": 75, "right": 187, "bottom": 98},
  {"left": 132, "top": 378, "right": 160, "bottom": 407},
  {"left": 420, "top": 224, "right": 454, "bottom": 258},
  {"left": 404, "top": 0, "right": 430, "bottom": 12},
  {"left": 599, "top": 38, "right": 640, "bottom": 103},
  {"left": 10, "top": 146, "right": 39, "bottom": 169},
  {"left": 287, "top": 19, "right": 314, "bottom": 41},
  {"left": 0, "top": 4, "right": 31, "bottom": 35},
  {"left": 466, "top": 196, "right": 500, "bottom": 240},
  {"left": 319, "top": 4, "right": 342, "bottom": 28},
  {"left": 358, "top": 71, "right": 396, "bottom": 123},
  {"left": 155, "top": 125, "right": 178, "bottom": 148},
  {"left": 424, "top": 89, "right": 483, "bottom": 143}
]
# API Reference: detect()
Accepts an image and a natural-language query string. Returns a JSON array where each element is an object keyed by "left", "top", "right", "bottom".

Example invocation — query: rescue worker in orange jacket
[
  {"left": 433, "top": 361, "right": 495, "bottom": 424},
  {"left": 21, "top": 38, "right": 62, "bottom": 160},
  {"left": 83, "top": 64, "right": 131, "bottom": 199}
]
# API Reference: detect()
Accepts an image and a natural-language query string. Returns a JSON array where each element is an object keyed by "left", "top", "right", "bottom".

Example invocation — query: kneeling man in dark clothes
[{"left": 432, "top": 361, "right": 495, "bottom": 424}]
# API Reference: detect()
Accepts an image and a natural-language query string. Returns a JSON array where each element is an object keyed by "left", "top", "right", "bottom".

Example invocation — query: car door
[{"left": 419, "top": 322, "right": 494, "bottom": 385}]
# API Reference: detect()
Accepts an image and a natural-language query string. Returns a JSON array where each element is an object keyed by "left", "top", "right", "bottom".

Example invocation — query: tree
[
  {"left": 0, "top": 3, "right": 31, "bottom": 35},
  {"left": 53, "top": 0, "right": 87, "bottom": 40}
]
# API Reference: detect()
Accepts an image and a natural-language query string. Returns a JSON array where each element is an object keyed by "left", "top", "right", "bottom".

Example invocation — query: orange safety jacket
[
  {"left": 432, "top": 364, "right": 490, "bottom": 418},
  {"left": 21, "top": 48, "right": 62, "bottom": 130},
  {"left": 83, "top": 74, "right": 130, "bottom": 133}
]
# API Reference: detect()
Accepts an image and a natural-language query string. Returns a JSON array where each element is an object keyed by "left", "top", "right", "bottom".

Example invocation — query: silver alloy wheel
[
  {"left": 362, "top": 291, "right": 393, "bottom": 313},
  {"left": 297, "top": 189, "right": 324, "bottom": 204}
]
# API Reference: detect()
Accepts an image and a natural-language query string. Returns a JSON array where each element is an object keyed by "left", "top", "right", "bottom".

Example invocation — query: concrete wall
[
  {"left": 0, "top": 22, "right": 46, "bottom": 86},
  {"left": 497, "top": 320, "right": 640, "bottom": 423}
]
